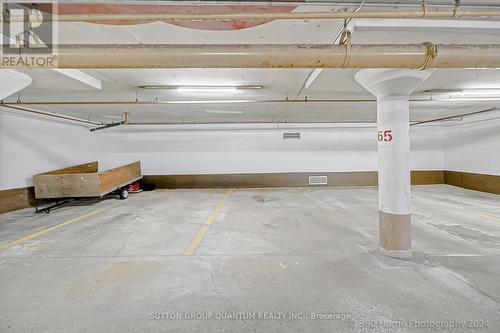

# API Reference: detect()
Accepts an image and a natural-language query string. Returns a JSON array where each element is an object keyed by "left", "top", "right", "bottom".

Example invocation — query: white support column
[{"left": 355, "top": 69, "right": 433, "bottom": 258}]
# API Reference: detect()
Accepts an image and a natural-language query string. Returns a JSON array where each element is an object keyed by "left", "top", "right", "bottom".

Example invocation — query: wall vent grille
[
  {"left": 309, "top": 175, "right": 328, "bottom": 185},
  {"left": 283, "top": 132, "right": 300, "bottom": 140}
]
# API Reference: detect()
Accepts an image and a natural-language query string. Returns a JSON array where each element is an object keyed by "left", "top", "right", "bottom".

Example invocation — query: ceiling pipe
[
  {"left": 0, "top": 104, "right": 102, "bottom": 125},
  {"left": 11, "top": 8, "right": 500, "bottom": 23},
  {"left": 0, "top": 99, "right": 378, "bottom": 105},
  {"left": 89, "top": 121, "right": 125, "bottom": 132},
  {"left": 6, "top": 1, "right": 500, "bottom": 9},
  {"left": 125, "top": 121, "right": 378, "bottom": 126},
  {"left": 89, "top": 112, "right": 129, "bottom": 131},
  {"left": 300, "top": 0, "right": 365, "bottom": 93},
  {"left": 410, "top": 107, "right": 498, "bottom": 126},
  {"left": 102, "top": 122, "right": 380, "bottom": 132},
  {"left": 2, "top": 96, "right": 493, "bottom": 106},
  {"left": 3, "top": 103, "right": 492, "bottom": 128},
  {"left": 4, "top": 97, "right": 472, "bottom": 105},
  {"left": 5, "top": 43, "right": 500, "bottom": 69}
]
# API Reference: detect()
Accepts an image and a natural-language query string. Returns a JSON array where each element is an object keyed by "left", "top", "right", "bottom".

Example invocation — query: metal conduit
[
  {"left": 3, "top": 104, "right": 496, "bottom": 129},
  {"left": 1, "top": 105, "right": 101, "bottom": 126},
  {"left": 2, "top": 97, "right": 464, "bottom": 106},
  {"left": 0, "top": 97, "right": 494, "bottom": 106},
  {"left": 410, "top": 107, "right": 498, "bottom": 126},
  {"left": 0, "top": 99, "right": 378, "bottom": 106},
  {"left": 4, "top": 43, "right": 500, "bottom": 69}
]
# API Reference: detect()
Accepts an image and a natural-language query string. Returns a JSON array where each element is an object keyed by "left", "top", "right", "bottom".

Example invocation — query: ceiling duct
[
  {"left": 4, "top": 43, "right": 500, "bottom": 69},
  {"left": 10, "top": 8, "right": 500, "bottom": 23}
]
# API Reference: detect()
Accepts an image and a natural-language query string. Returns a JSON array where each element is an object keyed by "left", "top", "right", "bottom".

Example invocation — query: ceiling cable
[{"left": 279, "top": 0, "right": 365, "bottom": 123}]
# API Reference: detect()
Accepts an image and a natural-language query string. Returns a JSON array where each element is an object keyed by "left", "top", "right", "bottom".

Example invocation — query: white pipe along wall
[
  {"left": 99, "top": 122, "right": 444, "bottom": 178},
  {"left": 102, "top": 125, "right": 444, "bottom": 176},
  {"left": 0, "top": 116, "right": 444, "bottom": 191},
  {"left": 5, "top": 108, "right": 499, "bottom": 192}
]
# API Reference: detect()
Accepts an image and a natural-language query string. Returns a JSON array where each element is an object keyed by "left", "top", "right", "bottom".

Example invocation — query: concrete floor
[{"left": 0, "top": 185, "right": 499, "bottom": 332}]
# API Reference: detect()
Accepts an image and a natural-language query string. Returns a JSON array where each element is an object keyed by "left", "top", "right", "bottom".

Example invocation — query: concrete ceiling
[{"left": 3, "top": 2, "right": 500, "bottom": 125}]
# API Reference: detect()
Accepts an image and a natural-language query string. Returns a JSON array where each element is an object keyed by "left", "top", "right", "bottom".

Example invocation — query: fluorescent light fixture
[
  {"left": 164, "top": 100, "right": 255, "bottom": 104},
  {"left": 423, "top": 89, "right": 500, "bottom": 97},
  {"left": 205, "top": 109, "right": 244, "bottom": 114},
  {"left": 424, "top": 98, "right": 500, "bottom": 102},
  {"left": 139, "top": 85, "right": 262, "bottom": 91},
  {"left": 178, "top": 87, "right": 238, "bottom": 93}
]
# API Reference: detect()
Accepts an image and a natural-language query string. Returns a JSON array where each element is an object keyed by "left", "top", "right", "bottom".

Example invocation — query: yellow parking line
[
  {"left": 0, "top": 205, "right": 114, "bottom": 251},
  {"left": 184, "top": 189, "right": 234, "bottom": 256},
  {"left": 463, "top": 210, "right": 500, "bottom": 222}
]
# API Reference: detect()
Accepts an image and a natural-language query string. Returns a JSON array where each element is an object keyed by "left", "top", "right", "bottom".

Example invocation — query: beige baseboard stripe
[
  {"left": 144, "top": 170, "right": 444, "bottom": 189},
  {"left": 411, "top": 170, "right": 444, "bottom": 185},
  {"left": 444, "top": 171, "right": 500, "bottom": 195},
  {"left": 1, "top": 170, "right": 497, "bottom": 215},
  {"left": 144, "top": 171, "right": 378, "bottom": 188}
]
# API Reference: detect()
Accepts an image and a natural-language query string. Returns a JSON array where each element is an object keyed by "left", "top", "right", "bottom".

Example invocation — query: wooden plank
[
  {"left": 98, "top": 161, "right": 142, "bottom": 194},
  {"left": 33, "top": 161, "right": 141, "bottom": 199},
  {"left": 0, "top": 187, "right": 35, "bottom": 214},
  {"left": 38, "top": 161, "right": 98, "bottom": 175},
  {"left": 34, "top": 173, "right": 100, "bottom": 199}
]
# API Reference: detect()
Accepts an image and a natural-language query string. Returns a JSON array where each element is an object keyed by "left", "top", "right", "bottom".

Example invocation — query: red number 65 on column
[{"left": 377, "top": 130, "right": 393, "bottom": 142}]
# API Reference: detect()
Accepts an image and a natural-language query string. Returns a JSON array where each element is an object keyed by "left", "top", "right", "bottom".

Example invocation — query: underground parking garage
[{"left": 1, "top": 0, "right": 500, "bottom": 332}]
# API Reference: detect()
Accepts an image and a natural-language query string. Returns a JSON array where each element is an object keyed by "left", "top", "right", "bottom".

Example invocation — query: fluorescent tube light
[
  {"left": 139, "top": 85, "right": 262, "bottom": 91},
  {"left": 205, "top": 110, "right": 244, "bottom": 114},
  {"left": 178, "top": 87, "right": 238, "bottom": 93},
  {"left": 424, "top": 89, "right": 500, "bottom": 97},
  {"left": 165, "top": 100, "right": 255, "bottom": 104}
]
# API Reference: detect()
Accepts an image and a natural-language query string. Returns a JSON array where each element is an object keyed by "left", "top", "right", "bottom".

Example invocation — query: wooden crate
[{"left": 34, "top": 161, "right": 142, "bottom": 199}]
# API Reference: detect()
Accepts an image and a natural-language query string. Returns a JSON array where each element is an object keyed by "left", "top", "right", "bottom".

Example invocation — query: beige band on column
[{"left": 379, "top": 210, "right": 412, "bottom": 257}]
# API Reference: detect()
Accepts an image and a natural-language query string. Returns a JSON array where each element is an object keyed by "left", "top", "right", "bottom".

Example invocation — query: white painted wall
[
  {"left": 0, "top": 115, "right": 447, "bottom": 190},
  {"left": 443, "top": 118, "right": 500, "bottom": 176},
  {"left": 0, "top": 112, "right": 109, "bottom": 190},
  {"left": 103, "top": 125, "right": 443, "bottom": 176},
  {"left": 411, "top": 126, "right": 444, "bottom": 171}
]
